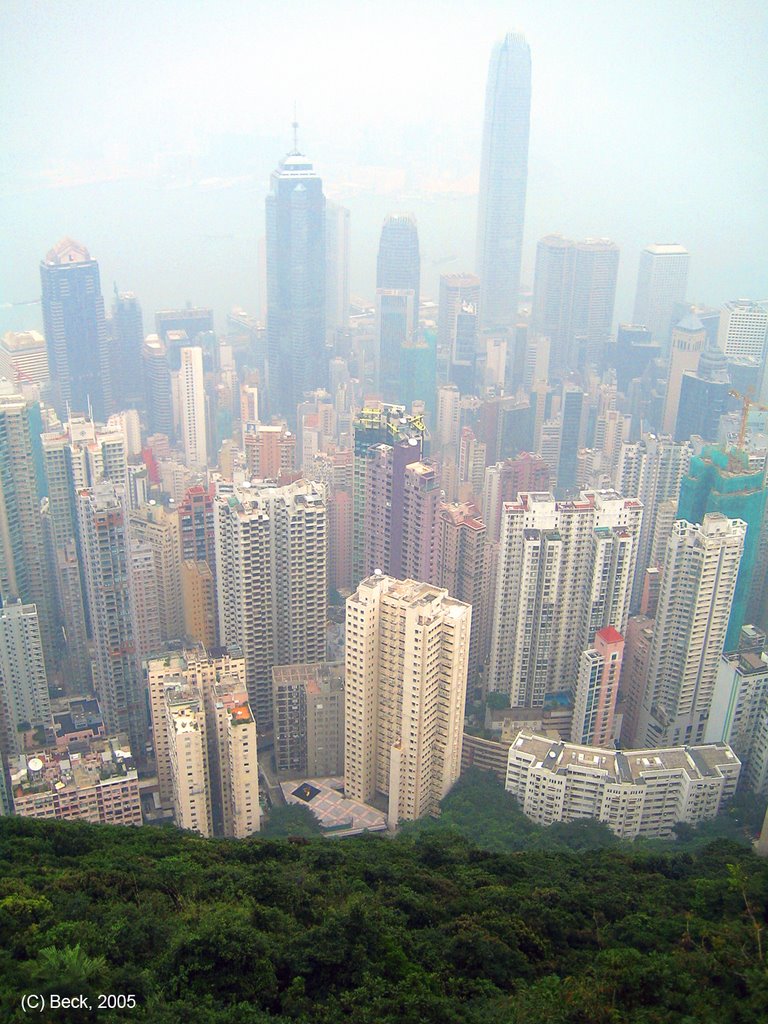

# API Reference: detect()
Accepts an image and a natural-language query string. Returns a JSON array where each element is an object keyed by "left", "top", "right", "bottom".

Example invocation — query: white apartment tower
[
  {"left": 214, "top": 480, "right": 327, "bottom": 727},
  {"left": 488, "top": 490, "right": 642, "bottom": 705},
  {"left": 344, "top": 576, "right": 470, "bottom": 824},
  {"left": 177, "top": 346, "right": 208, "bottom": 470},
  {"left": 616, "top": 434, "right": 691, "bottom": 609},
  {"left": 0, "top": 600, "right": 50, "bottom": 762},
  {"left": 636, "top": 514, "right": 746, "bottom": 748},
  {"left": 165, "top": 681, "right": 213, "bottom": 836},
  {"left": 632, "top": 243, "right": 690, "bottom": 347}
]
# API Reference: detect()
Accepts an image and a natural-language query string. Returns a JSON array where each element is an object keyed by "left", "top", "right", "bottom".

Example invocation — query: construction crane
[{"left": 728, "top": 389, "right": 768, "bottom": 448}]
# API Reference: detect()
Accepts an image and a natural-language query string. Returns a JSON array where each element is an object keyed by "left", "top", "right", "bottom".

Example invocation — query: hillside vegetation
[{"left": 1, "top": 805, "right": 767, "bottom": 1023}]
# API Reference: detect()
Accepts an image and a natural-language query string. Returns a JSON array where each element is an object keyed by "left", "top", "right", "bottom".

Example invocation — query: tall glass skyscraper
[
  {"left": 476, "top": 33, "right": 531, "bottom": 333},
  {"left": 40, "top": 238, "right": 112, "bottom": 422},
  {"left": 265, "top": 140, "right": 326, "bottom": 425},
  {"left": 376, "top": 214, "right": 420, "bottom": 333}
]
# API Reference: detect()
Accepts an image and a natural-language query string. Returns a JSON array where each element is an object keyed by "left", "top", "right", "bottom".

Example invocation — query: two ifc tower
[{"left": 266, "top": 33, "right": 531, "bottom": 421}]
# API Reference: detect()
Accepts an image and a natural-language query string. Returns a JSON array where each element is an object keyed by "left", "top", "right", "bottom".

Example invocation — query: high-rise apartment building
[
  {"left": 488, "top": 490, "right": 642, "bottom": 704},
  {"left": 146, "top": 646, "right": 246, "bottom": 815},
  {"left": 163, "top": 671, "right": 259, "bottom": 838},
  {"left": 717, "top": 300, "right": 768, "bottom": 362},
  {"left": 707, "top": 640, "right": 768, "bottom": 796},
  {"left": 42, "top": 415, "right": 128, "bottom": 684},
  {"left": 352, "top": 404, "right": 426, "bottom": 584},
  {"left": 344, "top": 576, "right": 470, "bottom": 823},
  {"left": 77, "top": 483, "right": 147, "bottom": 758},
  {"left": 557, "top": 384, "right": 585, "bottom": 493},
  {"left": 632, "top": 243, "right": 690, "bottom": 347},
  {"left": 678, "top": 445, "right": 768, "bottom": 650},
  {"left": 306, "top": 449, "right": 353, "bottom": 594},
  {"left": 482, "top": 453, "right": 551, "bottom": 543},
  {"left": 376, "top": 214, "right": 420, "bottom": 333},
  {"left": 175, "top": 346, "right": 208, "bottom": 470},
  {"left": 398, "top": 461, "right": 440, "bottom": 583},
  {"left": 635, "top": 514, "right": 746, "bottom": 748},
  {"left": 476, "top": 33, "right": 531, "bottom": 330},
  {"left": 214, "top": 480, "right": 327, "bottom": 726},
  {"left": 128, "top": 503, "right": 184, "bottom": 646},
  {"left": 265, "top": 142, "right": 326, "bottom": 422},
  {"left": 211, "top": 681, "right": 260, "bottom": 838},
  {"left": 40, "top": 238, "right": 112, "bottom": 421},
  {"left": 127, "top": 539, "right": 162, "bottom": 661},
  {"left": 616, "top": 433, "right": 691, "bottom": 609},
  {"left": 0, "top": 386, "right": 55, "bottom": 669},
  {"left": 165, "top": 681, "right": 213, "bottom": 836},
  {"left": 180, "top": 560, "right": 217, "bottom": 649},
  {"left": 0, "top": 600, "right": 50, "bottom": 762},
  {"left": 243, "top": 422, "right": 296, "bottom": 480},
  {"left": 571, "top": 627, "right": 624, "bottom": 747},
  {"left": 532, "top": 235, "right": 619, "bottom": 376},
  {"left": 434, "top": 503, "right": 489, "bottom": 692},
  {"left": 272, "top": 661, "right": 344, "bottom": 777}
]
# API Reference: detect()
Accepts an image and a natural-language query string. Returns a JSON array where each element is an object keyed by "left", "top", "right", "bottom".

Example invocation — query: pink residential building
[{"left": 571, "top": 627, "right": 624, "bottom": 747}]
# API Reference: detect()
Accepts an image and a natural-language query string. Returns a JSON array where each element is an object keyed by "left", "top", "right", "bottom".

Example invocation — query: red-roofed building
[{"left": 571, "top": 627, "right": 625, "bottom": 747}]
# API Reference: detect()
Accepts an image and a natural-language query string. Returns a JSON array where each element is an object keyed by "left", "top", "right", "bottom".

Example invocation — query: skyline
[{"left": 1, "top": 1, "right": 767, "bottom": 332}]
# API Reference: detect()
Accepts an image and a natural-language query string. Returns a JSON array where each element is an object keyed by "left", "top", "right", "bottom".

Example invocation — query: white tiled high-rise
[{"left": 344, "top": 575, "right": 470, "bottom": 825}]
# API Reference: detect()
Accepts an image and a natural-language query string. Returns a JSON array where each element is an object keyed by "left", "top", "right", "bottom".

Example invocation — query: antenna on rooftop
[{"left": 291, "top": 101, "right": 300, "bottom": 154}]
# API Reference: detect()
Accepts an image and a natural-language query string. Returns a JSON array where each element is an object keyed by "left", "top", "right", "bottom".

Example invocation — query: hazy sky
[{"left": 2, "top": 0, "right": 767, "bottom": 329}]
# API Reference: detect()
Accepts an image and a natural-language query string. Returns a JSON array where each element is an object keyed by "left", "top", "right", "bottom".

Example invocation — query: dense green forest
[{"left": 2, "top": 788, "right": 768, "bottom": 1023}]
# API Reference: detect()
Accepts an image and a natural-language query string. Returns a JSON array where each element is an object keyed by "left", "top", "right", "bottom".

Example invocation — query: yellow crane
[{"left": 728, "top": 389, "right": 768, "bottom": 448}]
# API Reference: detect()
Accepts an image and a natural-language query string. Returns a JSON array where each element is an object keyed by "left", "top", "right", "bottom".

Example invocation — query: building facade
[{"left": 344, "top": 576, "right": 470, "bottom": 824}]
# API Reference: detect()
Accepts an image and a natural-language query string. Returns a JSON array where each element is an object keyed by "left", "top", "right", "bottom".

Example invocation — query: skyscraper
[
  {"left": 532, "top": 236, "right": 620, "bottom": 376},
  {"left": 476, "top": 33, "right": 531, "bottom": 331},
  {"left": 616, "top": 433, "right": 690, "bottom": 609},
  {"left": 678, "top": 445, "right": 768, "bottom": 650},
  {"left": 325, "top": 200, "right": 351, "bottom": 339},
  {"left": 175, "top": 346, "right": 208, "bottom": 470},
  {"left": 352, "top": 404, "right": 426, "bottom": 584},
  {"left": 488, "top": 490, "right": 642, "bottom": 704},
  {"left": 635, "top": 514, "right": 745, "bottom": 747},
  {"left": 376, "top": 214, "right": 420, "bottom": 333},
  {"left": 632, "top": 243, "right": 690, "bottom": 347},
  {"left": 77, "top": 482, "right": 147, "bottom": 758},
  {"left": 375, "top": 289, "right": 415, "bottom": 402},
  {"left": 0, "top": 383, "right": 55, "bottom": 668},
  {"left": 265, "top": 139, "right": 326, "bottom": 423},
  {"left": 214, "top": 480, "right": 327, "bottom": 727},
  {"left": 110, "top": 291, "right": 144, "bottom": 409},
  {"left": 142, "top": 335, "right": 173, "bottom": 438},
  {"left": 0, "top": 600, "right": 50, "bottom": 763},
  {"left": 40, "top": 238, "right": 112, "bottom": 421},
  {"left": 438, "top": 273, "right": 481, "bottom": 391},
  {"left": 344, "top": 575, "right": 470, "bottom": 824},
  {"left": 661, "top": 315, "right": 707, "bottom": 435}
]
